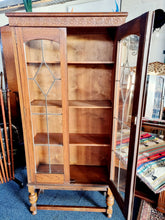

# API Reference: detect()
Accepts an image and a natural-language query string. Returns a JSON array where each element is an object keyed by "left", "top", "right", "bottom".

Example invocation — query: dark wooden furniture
[
  {"left": 1, "top": 25, "right": 23, "bottom": 148},
  {"left": 6, "top": 12, "right": 154, "bottom": 219},
  {"left": 1, "top": 26, "right": 19, "bottom": 125}
]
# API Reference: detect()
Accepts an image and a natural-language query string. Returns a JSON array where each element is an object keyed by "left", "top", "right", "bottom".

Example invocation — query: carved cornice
[{"left": 8, "top": 15, "right": 126, "bottom": 27}]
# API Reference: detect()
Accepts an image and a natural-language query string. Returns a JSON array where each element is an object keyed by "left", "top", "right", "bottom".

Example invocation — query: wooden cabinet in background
[
  {"left": 6, "top": 12, "right": 154, "bottom": 219},
  {"left": 1, "top": 26, "right": 23, "bottom": 138}
]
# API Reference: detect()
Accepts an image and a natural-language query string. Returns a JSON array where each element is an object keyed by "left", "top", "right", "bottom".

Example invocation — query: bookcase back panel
[
  {"left": 25, "top": 39, "right": 62, "bottom": 104},
  {"left": 35, "top": 146, "right": 64, "bottom": 167},
  {"left": 27, "top": 63, "right": 61, "bottom": 79},
  {"left": 31, "top": 114, "right": 63, "bottom": 137},
  {"left": 25, "top": 40, "right": 60, "bottom": 63},
  {"left": 27, "top": 73, "right": 62, "bottom": 102},
  {"left": 68, "top": 65, "right": 113, "bottom": 100},
  {"left": 70, "top": 145, "right": 109, "bottom": 166},
  {"left": 31, "top": 104, "right": 62, "bottom": 114},
  {"left": 69, "top": 109, "right": 111, "bottom": 134},
  {"left": 70, "top": 165, "right": 109, "bottom": 184},
  {"left": 67, "top": 33, "right": 114, "bottom": 62}
]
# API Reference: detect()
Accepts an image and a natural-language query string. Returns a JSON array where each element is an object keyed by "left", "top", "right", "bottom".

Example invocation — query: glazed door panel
[
  {"left": 14, "top": 27, "right": 69, "bottom": 184},
  {"left": 109, "top": 12, "right": 154, "bottom": 219}
]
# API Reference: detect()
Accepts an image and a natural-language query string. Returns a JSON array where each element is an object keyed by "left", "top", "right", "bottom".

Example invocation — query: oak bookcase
[{"left": 6, "top": 12, "right": 154, "bottom": 219}]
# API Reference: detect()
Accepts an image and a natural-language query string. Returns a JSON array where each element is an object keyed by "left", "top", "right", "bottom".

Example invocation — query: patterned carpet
[{"left": 138, "top": 200, "right": 165, "bottom": 220}]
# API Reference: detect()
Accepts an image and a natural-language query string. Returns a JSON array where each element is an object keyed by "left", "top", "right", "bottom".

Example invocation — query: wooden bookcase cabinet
[{"left": 6, "top": 12, "right": 154, "bottom": 219}]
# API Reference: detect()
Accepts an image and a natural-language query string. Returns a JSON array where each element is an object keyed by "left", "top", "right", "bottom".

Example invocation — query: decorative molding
[{"left": 8, "top": 16, "right": 126, "bottom": 27}]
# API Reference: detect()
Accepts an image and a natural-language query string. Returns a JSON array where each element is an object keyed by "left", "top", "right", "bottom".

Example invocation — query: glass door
[
  {"left": 109, "top": 12, "right": 154, "bottom": 220},
  {"left": 15, "top": 27, "right": 69, "bottom": 184}
]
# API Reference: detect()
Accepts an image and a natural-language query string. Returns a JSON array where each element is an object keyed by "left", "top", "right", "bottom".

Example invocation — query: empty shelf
[
  {"left": 31, "top": 100, "right": 112, "bottom": 109},
  {"left": 34, "top": 133, "right": 110, "bottom": 146}
]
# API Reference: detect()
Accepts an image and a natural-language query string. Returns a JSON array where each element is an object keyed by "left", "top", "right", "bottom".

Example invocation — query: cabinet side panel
[{"left": 11, "top": 27, "right": 35, "bottom": 183}]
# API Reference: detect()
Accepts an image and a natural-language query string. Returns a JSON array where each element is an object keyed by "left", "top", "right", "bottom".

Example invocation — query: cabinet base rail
[
  {"left": 29, "top": 187, "right": 114, "bottom": 218},
  {"left": 37, "top": 205, "right": 107, "bottom": 212}
]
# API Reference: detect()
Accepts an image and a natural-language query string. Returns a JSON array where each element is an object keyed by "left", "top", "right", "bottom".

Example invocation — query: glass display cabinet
[{"left": 6, "top": 12, "right": 154, "bottom": 219}]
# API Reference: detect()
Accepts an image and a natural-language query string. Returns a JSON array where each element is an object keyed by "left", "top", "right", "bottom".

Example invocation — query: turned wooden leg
[
  {"left": 106, "top": 188, "right": 114, "bottom": 218},
  {"left": 28, "top": 186, "right": 38, "bottom": 215}
]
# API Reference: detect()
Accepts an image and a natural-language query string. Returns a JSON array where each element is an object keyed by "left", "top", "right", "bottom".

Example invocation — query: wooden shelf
[
  {"left": 34, "top": 133, "right": 63, "bottom": 145},
  {"left": 36, "top": 164, "right": 109, "bottom": 184},
  {"left": 37, "top": 164, "right": 64, "bottom": 174},
  {"left": 31, "top": 100, "right": 112, "bottom": 109},
  {"left": 69, "top": 100, "right": 112, "bottom": 108},
  {"left": 26, "top": 61, "right": 61, "bottom": 64},
  {"left": 34, "top": 133, "right": 110, "bottom": 146},
  {"left": 31, "top": 100, "right": 62, "bottom": 107},
  {"left": 67, "top": 61, "right": 114, "bottom": 65},
  {"left": 70, "top": 165, "right": 109, "bottom": 184},
  {"left": 26, "top": 61, "right": 114, "bottom": 65}
]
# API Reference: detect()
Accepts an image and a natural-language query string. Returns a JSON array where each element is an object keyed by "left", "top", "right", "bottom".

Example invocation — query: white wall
[
  {"left": 122, "top": 0, "right": 165, "bottom": 21},
  {"left": 0, "top": 0, "right": 118, "bottom": 26},
  {"left": 0, "top": 13, "right": 8, "bottom": 26},
  {"left": 122, "top": 0, "right": 165, "bottom": 63}
]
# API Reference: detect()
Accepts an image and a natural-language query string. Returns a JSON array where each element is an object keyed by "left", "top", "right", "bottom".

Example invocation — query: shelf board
[
  {"left": 68, "top": 61, "right": 114, "bottom": 65},
  {"left": 26, "top": 61, "right": 114, "bottom": 65},
  {"left": 34, "top": 133, "right": 63, "bottom": 145},
  {"left": 70, "top": 165, "right": 109, "bottom": 184},
  {"left": 37, "top": 164, "right": 64, "bottom": 174},
  {"left": 26, "top": 61, "right": 61, "bottom": 64},
  {"left": 34, "top": 133, "right": 110, "bottom": 146},
  {"left": 31, "top": 100, "right": 112, "bottom": 109},
  {"left": 69, "top": 100, "right": 112, "bottom": 108},
  {"left": 36, "top": 164, "right": 109, "bottom": 185},
  {"left": 31, "top": 100, "right": 62, "bottom": 107}
]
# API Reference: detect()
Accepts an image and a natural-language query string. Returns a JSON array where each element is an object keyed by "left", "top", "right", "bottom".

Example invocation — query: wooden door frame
[
  {"left": 109, "top": 11, "right": 154, "bottom": 220},
  {"left": 12, "top": 27, "right": 70, "bottom": 184}
]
